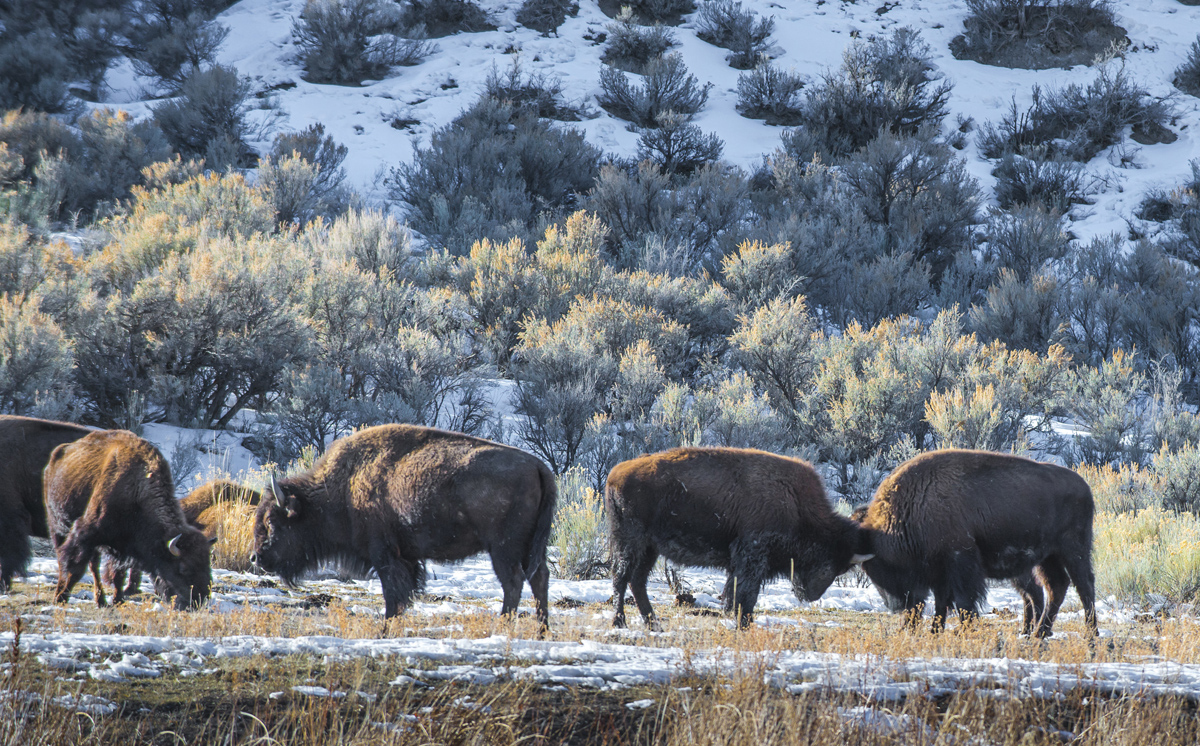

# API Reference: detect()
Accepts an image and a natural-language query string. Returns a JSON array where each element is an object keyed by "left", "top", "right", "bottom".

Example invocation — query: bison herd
[{"left": 0, "top": 414, "right": 1097, "bottom": 639}]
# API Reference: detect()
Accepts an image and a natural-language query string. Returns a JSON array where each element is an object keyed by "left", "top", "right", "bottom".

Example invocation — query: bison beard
[
  {"left": 43, "top": 430, "right": 214, "bottom": 610},
  {"left": 0, "top": 415, "right": 91, "bottom": 592},
  {"left": 605, "top": 447, "right": 869, "bottom": 630},
  {"left": 250, "top": 424, "right": 557, "bottom": 628},
  {"left": 856, "top": 449, "right": 1097, "bottom": 638}
]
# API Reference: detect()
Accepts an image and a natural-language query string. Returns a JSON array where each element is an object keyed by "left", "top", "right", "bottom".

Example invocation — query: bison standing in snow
[
  {"left": 605, "top": 447, "right": 870, "bottom": 629},
  {"left": 855, "top": 449, "right": 1097, "bottom": 637},
  {"left": 44, "top": 430, "right": 215, "bottom": 609},
  {"left": 250, "top": 424, "right": 557, "bottom": 628},
  {"left": 0, "top": 415, "right": 92, "bottom": 592}
]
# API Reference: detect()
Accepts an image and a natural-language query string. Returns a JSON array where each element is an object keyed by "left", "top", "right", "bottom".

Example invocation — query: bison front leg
[
  {"left": 89, "top": 554, "right": 108, "bottom": 608},
  {"left": 0, "top": 512, "right": 32, "bottom": 594},
  {"left": 729, "top": 538, "right": 769, "bottom": 629},
  {"left": 53, "top": 534, "right": 97, "bottom": 605},
  {"left": 376, "top": 559, "right": 421, "bottom": 618},
  {"left": 1011, "top": 573, "right": 1045, "bottom": 637}
]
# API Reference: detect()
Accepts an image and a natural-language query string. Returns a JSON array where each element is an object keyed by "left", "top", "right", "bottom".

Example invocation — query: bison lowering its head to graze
[
  {"left": 44, "top": 430, "right": 215, "bottom": 610},
  {"left": 250, "top": 424, "right": 557, "bottom": 628},
  {"left": 606, "top": 447, "right": 870, "bottom": 629},
  {"left": 855, "top": 449, "right": 1097, "bottom": 637},
  {"left": 104, "top": 479, "right": 263, "bottom": 603},
  {"left": 0, "top": 415, "right": 91, "bottom": 592}
]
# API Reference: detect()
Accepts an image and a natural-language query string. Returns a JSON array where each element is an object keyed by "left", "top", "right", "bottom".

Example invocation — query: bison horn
[
  {"left": 167, "top": 534, "right": 184, "bottom": 557},
  {"left": 269, "top": 472, "right": 285, "bottom": 507},
  {"left": 850, "top": 553, "right": 874, "bottom": 564}
]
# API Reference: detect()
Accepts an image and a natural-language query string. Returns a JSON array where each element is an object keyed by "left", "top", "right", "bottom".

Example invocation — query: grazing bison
[
  {"left": 0, "top": 415, "right": 92, "bottom": 592},
  {"left": 250, "top": 424, "right": 557, "bottom": 627},
  {"left": 44, "top": 430, "right": 215, "bottom": 609},
  {"left": 605, "top": 447, "right": 870, "bottom": 630},
  {"left": 103, "top": 480, "right": 262, "bottom": 603},
  {"left": 855, "top": 449, "right": 1097, "bottom": 637}
]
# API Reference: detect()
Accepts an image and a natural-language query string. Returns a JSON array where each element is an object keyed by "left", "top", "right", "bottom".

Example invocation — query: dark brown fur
[
  {"left": 44, "top": 430, "right": 213, "bottom": 610},
  {"left": 251, "top": 424, "right": 557, "bottom": 627},
  {"left": 103, "top": 479, "right": 262, "bottom": 602},
  {"left": 0, "top": 415, "right": 92, "bottom": 592},
  {"left": 856, "top": 449, "right": 1097, "bottom": 637},
  {"left": 605, "top": 447, "right": 865, "bottom": 629}
]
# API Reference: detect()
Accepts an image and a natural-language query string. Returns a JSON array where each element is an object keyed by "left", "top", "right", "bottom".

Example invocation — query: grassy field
[{"left": 3, "top": 569, "right": 1200, "bottom": 746}]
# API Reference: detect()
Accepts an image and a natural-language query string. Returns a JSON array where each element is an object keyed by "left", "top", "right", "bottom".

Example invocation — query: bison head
[
  {"left": 251, "top": 474, "right": 311, "bottom": 586},
  {"left": 788, "top": 521, "right": 874, "bottom": 603},
  {"left": 157, "top": 527, "right": 215, "bottom": 610},
  {"left": 854, "top": 527, "right": 930, "bottom": 614}
]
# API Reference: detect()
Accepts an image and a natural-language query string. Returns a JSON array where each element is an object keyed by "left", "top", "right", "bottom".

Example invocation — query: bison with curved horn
[
  {"left": 605, "top": 447, "right": 871, "bottom": 630},
  {"left": 44, "top": 430, "right": 215, "bottom": 609},
  {"left": 104, "top": 479, "right": 263, "bottom": 603},
  {"left": 0, "top": 415, "right": 92, "bottom": 593},
  {"left": 854, "top": 449, "right": 1097, "bottom": 637},
  {"left": 250, "top": 424, "right": 557, "bottom": 628}
]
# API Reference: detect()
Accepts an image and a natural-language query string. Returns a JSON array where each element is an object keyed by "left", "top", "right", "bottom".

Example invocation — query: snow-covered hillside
[{"left": 87, "top": 0, "right": 1200, "bottom": 244}]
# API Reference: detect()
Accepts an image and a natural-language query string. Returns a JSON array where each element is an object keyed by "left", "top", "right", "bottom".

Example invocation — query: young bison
[
  {"left": 855, "top": 449, "right": 1097, "bottom": 637},
  {"left": 44, "top": 430, "right": 215, "bottom": 609},
  {"left": 605, "top": 447, "right": 870, "bottom": 629}
]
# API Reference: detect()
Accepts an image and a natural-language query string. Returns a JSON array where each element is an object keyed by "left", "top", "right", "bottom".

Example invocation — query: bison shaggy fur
[
  {"left": 44, "top": 430, "right": 214, "bottom": 610},
  {"left": 605, "top": 447, "right": 866, "bottom": 629},
  {"left": 856, "top": 449, "right": 1097, "bottom": 637},
  {"left": 0, "top": 415, "right": 91, "bottom": 592},
  {"left": 251, "top": 424, "right": 557, "bottom": 627}
]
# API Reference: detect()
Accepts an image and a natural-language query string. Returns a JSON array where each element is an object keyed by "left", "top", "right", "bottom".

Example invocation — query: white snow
[
  {"left": 78, "top": 0, "right": 1200, "bottom": 245},
  {"left": 8, "top": 554, "right": 1188, "bottom": 698}
]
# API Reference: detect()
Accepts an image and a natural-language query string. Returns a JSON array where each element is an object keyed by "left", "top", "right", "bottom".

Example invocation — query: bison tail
[{"left": 523, "top": 466, "right": 558, "bottom": 581}]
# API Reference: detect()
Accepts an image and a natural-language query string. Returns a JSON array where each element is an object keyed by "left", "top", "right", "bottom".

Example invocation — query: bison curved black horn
[{"left": 167, "top": 533, "right": 183, "bottom": 557}]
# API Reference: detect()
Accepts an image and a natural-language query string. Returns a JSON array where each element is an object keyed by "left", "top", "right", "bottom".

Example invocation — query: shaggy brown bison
[
  {"left": 250, "top": 424, "right": 557, "bottom": 627},
  {"left": 0, "top": 415, "right": 92, "bottom": 592},
  {"left": 605, "top": 447, "right": 870, "bottom": 629},
  {"left": 44, "top": 430, "right": 215, "bottom": 609},
  {"left": 855, "top": 449, "right": 1097, "bottom": 637},
  {"left": 103, "top": 479, "right": 262, "bottom": 603}
]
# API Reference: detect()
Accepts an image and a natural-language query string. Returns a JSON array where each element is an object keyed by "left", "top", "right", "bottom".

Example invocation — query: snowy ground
[
  {"left": 91, "top": 0, "right": 1200, "bottom": 245},
  {"left": 6, "top": 553, "right": 1195, "bottom": 703}
]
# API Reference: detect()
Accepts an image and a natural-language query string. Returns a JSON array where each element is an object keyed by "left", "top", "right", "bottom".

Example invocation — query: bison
[
  {"left": 44, "top": 430, "right": 215, "bottom": 610},
  {"left": 103, "top": 479, "right": 262, "bottom": 603},
  {"left": 0, "top": 415, "right": 92, "bottom": 592},
  {"left": 250, "top": 424, "right": 557, "bottom": 627},
  {"left": 605, "top": 447, "right": 870, "bottom": 630},
  {"left": 854, "top": 449, "right": 1097, "bottom": 637}
]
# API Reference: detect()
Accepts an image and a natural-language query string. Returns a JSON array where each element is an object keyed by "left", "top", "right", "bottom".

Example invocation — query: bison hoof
[
  {"left": 648, "top": 619, "right": 662, "bottom": 633},
  {"left": 612, "top": 616, "right": 628, "bottom": 629}
]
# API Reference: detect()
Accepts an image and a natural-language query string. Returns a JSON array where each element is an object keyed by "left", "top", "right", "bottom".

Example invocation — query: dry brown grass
[{"left": 6, "top": 570, "right": 1200, "bottom": 745}]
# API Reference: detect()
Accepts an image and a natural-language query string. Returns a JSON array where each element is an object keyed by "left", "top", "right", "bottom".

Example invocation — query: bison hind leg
[
  {"left": 529, "top": 554, "right": 550, "bottom": 632},
  {"left": 490, "top": 552, "right": 527, "bottom": 619}
]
